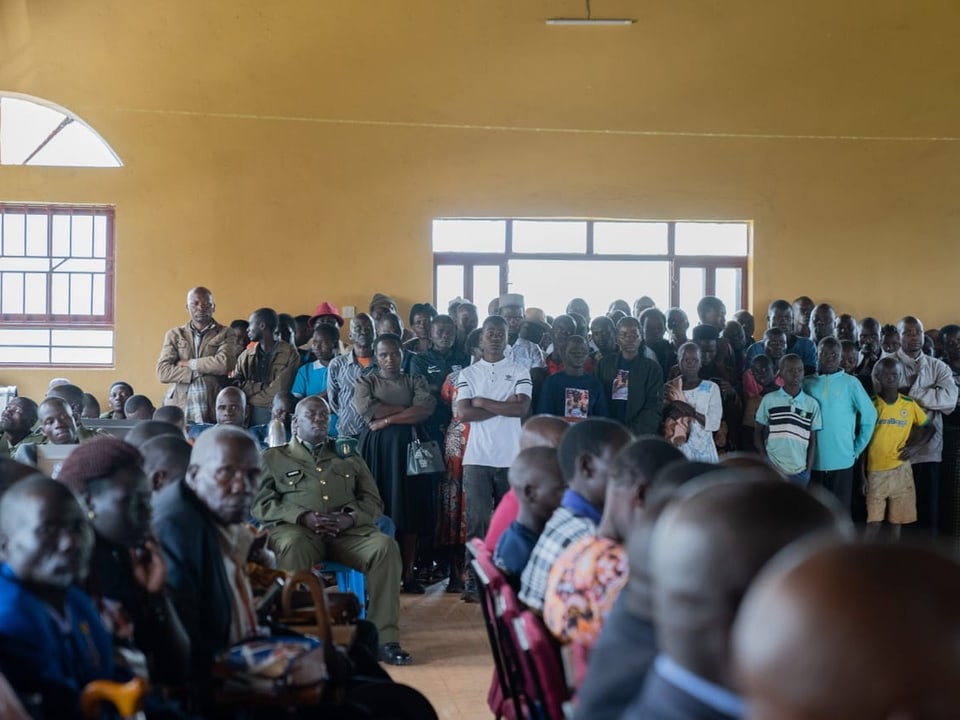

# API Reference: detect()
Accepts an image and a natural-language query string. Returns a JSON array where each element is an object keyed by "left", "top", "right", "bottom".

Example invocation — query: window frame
[
  {"left": 0, "top": 203, "right": 116, "bottom": 368},
  {"left": 433, "top": 218, "right": 749, "bottom": 312}
]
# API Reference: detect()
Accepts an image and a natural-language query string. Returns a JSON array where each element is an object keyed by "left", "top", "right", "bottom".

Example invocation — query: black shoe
[
  {"left": 378, "top": 642, "right": 413, "bottom": 665},
  {"left": 446, "top": 576, "right": 464, "bottom": 594},
  {"left": 402, "top": 580, "right": 426, "bottom": 594},
  {"left": 460, "top": 588, "right": 479, "bottom": 604}
]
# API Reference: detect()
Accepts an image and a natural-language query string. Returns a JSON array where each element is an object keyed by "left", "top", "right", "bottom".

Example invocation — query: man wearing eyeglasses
[{"left": 153, "top": 425, "right": 264, "bottom": 694}]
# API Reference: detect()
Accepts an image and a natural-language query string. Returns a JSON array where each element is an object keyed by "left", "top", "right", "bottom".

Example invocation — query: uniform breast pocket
[
  {"left": 277, "top": 470, "right": 305, "bottom": 493},
  {"left": 327, "top": 463, "right": 356, "bottom": 496}
]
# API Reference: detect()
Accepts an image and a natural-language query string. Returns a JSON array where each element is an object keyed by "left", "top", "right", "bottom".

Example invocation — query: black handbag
[{"left": 405, "top": 428, "right": 446, "bottom": 476}]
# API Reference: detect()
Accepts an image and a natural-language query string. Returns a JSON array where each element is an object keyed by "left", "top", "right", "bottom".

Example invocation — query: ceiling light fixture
[{"left": 546, "top": 0, "right": 635, "bottom": 26}]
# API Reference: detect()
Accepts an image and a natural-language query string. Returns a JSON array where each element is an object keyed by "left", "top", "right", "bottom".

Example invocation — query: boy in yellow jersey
[{"left": 864, "top": 357, "right": 934, "bottom": 538}]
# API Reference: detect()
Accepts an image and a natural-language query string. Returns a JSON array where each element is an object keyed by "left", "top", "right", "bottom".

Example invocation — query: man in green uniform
[
  {"left": 252, "top": 395, "right": 410, "bottom": 665},
  {"left": 0, "top": 398, "right": 38, "bottom": 459}
]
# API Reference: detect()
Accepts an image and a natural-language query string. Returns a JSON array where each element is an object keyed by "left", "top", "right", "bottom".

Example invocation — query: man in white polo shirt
[{"left": 456, "top": 315, "right": 532, "bottom": 601}]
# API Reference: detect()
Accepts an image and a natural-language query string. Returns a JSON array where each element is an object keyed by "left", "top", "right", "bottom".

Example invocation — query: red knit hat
[{"left": 57, "top": 435, "right": 143, "bottom": 493}]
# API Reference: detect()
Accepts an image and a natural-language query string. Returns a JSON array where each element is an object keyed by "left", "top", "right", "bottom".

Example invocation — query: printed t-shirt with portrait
[
  {"left": 456, "top": 358, "right": 532, "bottom": 468},
  {"left": 867, "top": 394, "right": 929, "bottom": 472},
  {"left": 609, "top": 356, "right": 632, "bottom": 424}
]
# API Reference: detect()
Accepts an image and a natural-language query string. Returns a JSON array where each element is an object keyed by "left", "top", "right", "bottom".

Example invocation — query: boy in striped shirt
[{"left": 755, "top": 354, "right": 822, "bottom": 484}]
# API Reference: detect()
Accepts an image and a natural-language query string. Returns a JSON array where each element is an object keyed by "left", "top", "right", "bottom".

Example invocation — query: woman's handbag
[{"left": 406, "top": 428, "right": 446, "bottom": 476}]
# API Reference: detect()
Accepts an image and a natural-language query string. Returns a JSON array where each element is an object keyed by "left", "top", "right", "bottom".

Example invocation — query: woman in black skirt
[{"left": 356, "top": 333, "right": 437, "bottom": 593}]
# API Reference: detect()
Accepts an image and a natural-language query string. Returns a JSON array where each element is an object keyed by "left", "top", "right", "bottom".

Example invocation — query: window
[
  {"left": 0, "top": 205, "right": 115, "bottom": 366},
  {"left": 0, "top": 94, "right": 122, "bottom": 167},
  {"left": 432, "top": 219, "right": 750, "bottom": 319}
]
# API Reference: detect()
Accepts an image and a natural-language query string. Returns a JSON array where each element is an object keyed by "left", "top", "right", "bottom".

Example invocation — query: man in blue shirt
[
  {"left": 803, "top": 337, "right": 878, "bottom": 514},
  {"left": 0, "top": 476, "right": 115, "bottom": 719}
]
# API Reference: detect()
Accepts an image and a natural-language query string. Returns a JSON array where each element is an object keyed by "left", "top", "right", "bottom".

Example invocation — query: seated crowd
[{"left": 0, "top": 284, "right": 959, "bottom": 718}]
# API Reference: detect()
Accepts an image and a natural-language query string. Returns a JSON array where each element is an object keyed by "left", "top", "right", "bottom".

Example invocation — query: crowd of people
[{"left": 1, "top": 284, "right": 959, "bottom": 718}]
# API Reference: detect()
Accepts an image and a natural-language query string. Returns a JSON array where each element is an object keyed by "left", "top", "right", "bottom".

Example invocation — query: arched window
[
  {"left": 0, "top": 93, "right": 121, "bottom": 167},
  {"left": 0, "top": 93, "right": 120, "bottom": 366}
]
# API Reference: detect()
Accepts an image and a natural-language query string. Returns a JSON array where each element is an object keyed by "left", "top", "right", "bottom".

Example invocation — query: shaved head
[
  {"left": 519, "top": 415, "right": 569, "bottom": 451},
  {"left": 650, "top": 478, "right": 849, "bottom": 689},
  {"left": 735, "top": 543, "right": 960, "bottom": 720},
  {"left": 140, "top": 434, "right": 193, "bottom": 492}
]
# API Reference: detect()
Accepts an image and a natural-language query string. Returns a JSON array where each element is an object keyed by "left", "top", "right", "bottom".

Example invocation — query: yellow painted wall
[{"left": 1, "top": 0, "right": 959, "bottom": 403}]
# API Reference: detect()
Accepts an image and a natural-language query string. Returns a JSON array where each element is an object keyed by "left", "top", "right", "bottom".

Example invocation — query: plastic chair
[
  {"left": 314, "top": 561, "right": 366, "bottom": 619},
  {"left": 80, "top": 677, "right": 149, "bottom": 719},
  {"left": 512, "top": 611, "right": 569, "bottom": 720}
]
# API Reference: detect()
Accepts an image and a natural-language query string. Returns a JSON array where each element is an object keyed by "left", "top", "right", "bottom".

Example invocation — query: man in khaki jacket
[
  {"left": 252, "top": 396, "right": 410, "bottom": 665},
  {"left": 234, "top": 307, "right": 300, "bottom": 426},
  {"left": 156, "top": 287, "right": 235, "bottom": 424}
]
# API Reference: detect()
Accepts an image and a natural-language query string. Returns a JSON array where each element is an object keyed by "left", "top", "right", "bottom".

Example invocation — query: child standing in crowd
[
  {"left": 755, "top": 354, "right": 821, "bottom": 484},
  {"left": 864, "top": 357, "right": 934, "bottom": 538},
  {"left": 741, "top": 354, "right": 780, "bottom": 450},
  {"left": 664, "top": 343, "right": 722, "bottom": 462}
]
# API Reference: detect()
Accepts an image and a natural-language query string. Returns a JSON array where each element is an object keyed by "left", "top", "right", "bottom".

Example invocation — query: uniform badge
[{"left": 335, "top": 436, "right": 358, "bottom": 458}]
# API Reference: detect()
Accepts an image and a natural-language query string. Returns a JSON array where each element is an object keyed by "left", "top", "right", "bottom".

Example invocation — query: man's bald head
[
  {"left": 215, "top": 387, "right": 246, "bottom": 427},
  {"left": 519, "top": 415, "right": 569, "bottom": 451},
  {"left": 187, "top": 426, "right": 261, "bottom": 524},
  {"left": 509, "top": 446, "right": 565, "bottom": 523},
  {"left": 186, "top": 287, "right": 216, "bottom": 329},
  {"left": 735, "top": 543, "right": 960, "bottom": 720},
  {"left": 650, "top": 479, "right": 849, "bottom": 689}
]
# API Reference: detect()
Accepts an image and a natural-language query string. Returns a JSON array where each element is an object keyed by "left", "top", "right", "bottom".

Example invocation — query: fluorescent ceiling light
[
  {"left": 546, "top": 0, "right": 635, "bottom": 26},
  {"left": 546, "top": 18, "right": 635, "bottom": 25}
]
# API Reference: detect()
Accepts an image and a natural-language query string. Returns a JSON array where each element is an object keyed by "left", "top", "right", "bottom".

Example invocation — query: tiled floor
[{"left": 387, "top": 582, "right": 493, "bottom": 720}]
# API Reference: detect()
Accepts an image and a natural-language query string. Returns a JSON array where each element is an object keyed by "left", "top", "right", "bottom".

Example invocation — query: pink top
[{"left": 484, "top": 489, "right": 520, "bottom": 552}]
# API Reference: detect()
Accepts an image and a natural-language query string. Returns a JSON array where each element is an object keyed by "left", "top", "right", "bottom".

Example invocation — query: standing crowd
[{"left": 1, "top": 284, "right": 959, "bottom": 719}]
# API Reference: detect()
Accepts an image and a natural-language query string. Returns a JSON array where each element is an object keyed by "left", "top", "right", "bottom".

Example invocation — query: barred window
[{"left": 0, "top": 204, "right": 115, "bottom": 366}]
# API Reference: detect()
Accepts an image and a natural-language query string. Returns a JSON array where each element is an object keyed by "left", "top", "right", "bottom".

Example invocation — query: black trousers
[
  {"left": 912, "top": 461, "right": 941, "bottom": 537},
  {"left": 811, "top": 467, "right": 854, "bottom": 517}
]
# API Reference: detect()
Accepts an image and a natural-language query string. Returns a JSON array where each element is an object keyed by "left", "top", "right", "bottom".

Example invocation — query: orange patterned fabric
[{"left": 543, "top": 535, "right": 627, "bottom": 650}]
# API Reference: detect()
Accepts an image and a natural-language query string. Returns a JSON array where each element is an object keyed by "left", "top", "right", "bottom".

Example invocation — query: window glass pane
[
  {"left": 435, "top": 265, "right": 464, "bottom": 309},
  {"left": 71, "top": 215, "right": 93, "bottom": 257},
  {"left": 26, "top": 121, "right": 121, "bottom": 168},
  {"left": 0, "top": 329, "right": 50, "bottom": 345},
  {"left": 512, "top": 221, "right": 586, "bottom": 254},
  {"left": 473, "top": 266, "right": 501, "bottom": 321},
  {"left": 1, "top": 273, "right": 24, "bottom": 313},
  {"left": 93, "top": 215, "right": 107, "bottom": 257},
  {"left": 56, "top": 259, "right": 105, "bottom": 273},
  {"left": 2, "top": 213, "right": 25, "bottom": 256},
  {"left": 51, "top": 329, "right": 115, "bottom": 347},
  {"left": 678, "top": 267, "right": 706, "bottom": 322},
  {"left": 24, "top": 274, "right": 47, "bottom": 314},
  {"left": 593, "top": 222, "right": 668, "bottom": 255},
  {"left": 0, "top": 97, "right": 65, "bottom": 165},
  {"left": 50, "top": 347, "right": 113, "bottom": 365},
  {"left": 508, "top": 260, "right": 670, "bottom": 319},
  {"left": 675, "top": 223, "right": 749, "bottom": 256},
  {"left": 0, "top": 258, "right": 50, "bottom": 272},
  {"left": 715, "top": 267, "right": 743, "bottom": 315},
  {"left": 92, "top": 275, "right": 106, "bottom": 315},
  {"left": 0, "top": 347, "right": 50, "bottom": 364},
  {"left": 51, "top": 273, "right": 69, "bottom": 314},
  {"left": 26, "top": 214, "right": 47, "bottom": 256},
  {"left": 432, "top": 220, "right": 505, "bottom": 253},
  {"left": 70, "top": 274, "right": 92, "bottom": 315},
  {"left": 51, "top": 215, "right": 70, "bottom": 257}
]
